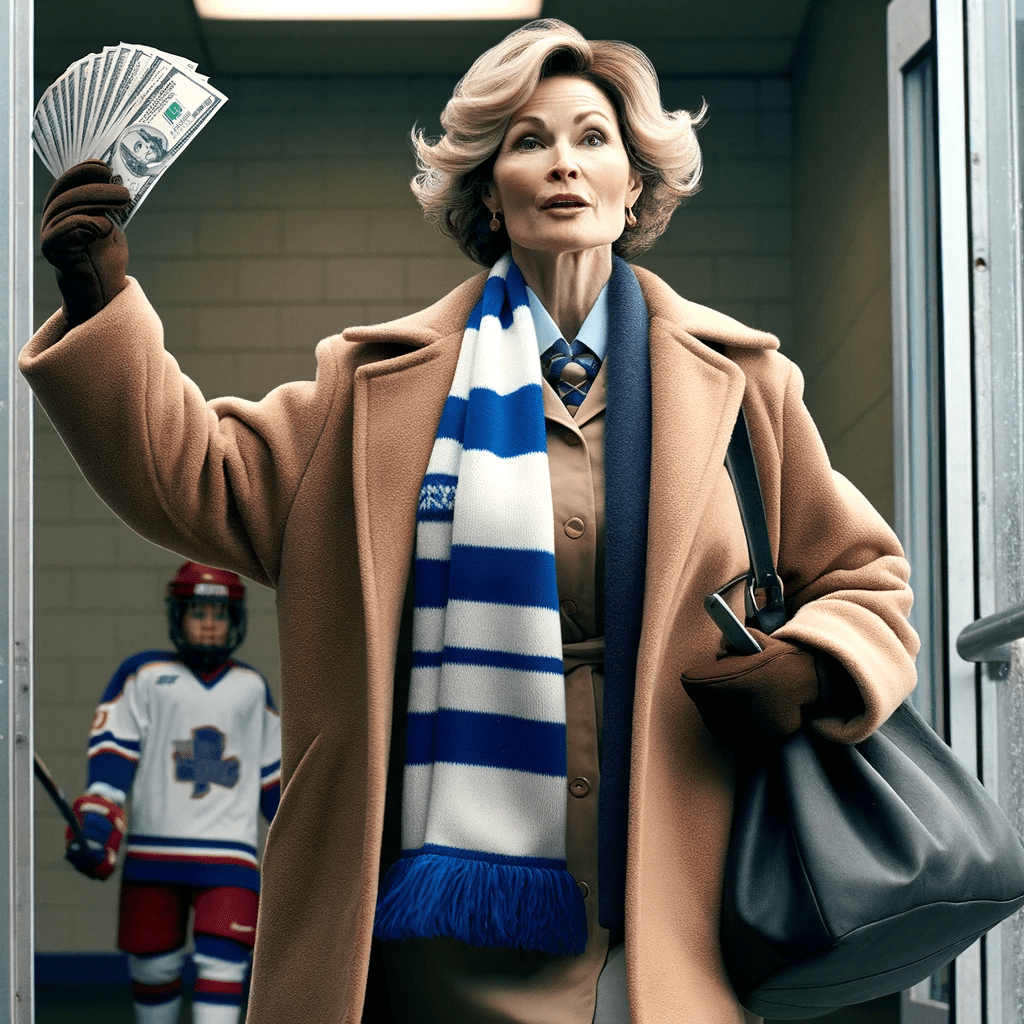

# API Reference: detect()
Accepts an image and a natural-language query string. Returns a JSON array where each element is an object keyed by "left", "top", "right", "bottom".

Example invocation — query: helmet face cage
[{"left": 166, "top": 563, "right": 247, "bottom": 674}]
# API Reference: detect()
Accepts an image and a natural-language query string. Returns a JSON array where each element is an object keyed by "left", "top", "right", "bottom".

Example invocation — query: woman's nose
[{"left": 547, "top": 143, "right": 579, "bottom": 182}]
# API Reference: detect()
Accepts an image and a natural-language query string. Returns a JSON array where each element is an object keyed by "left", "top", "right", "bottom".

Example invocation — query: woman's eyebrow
[
  {"left": 508, "top": 114, "right": 547, "bottom": 129},
  {"left": 509, "top": 109, "right": 612, "bottom": 129},
  {"left": 572, "top": 109, "right": 613, "bottom": 124}
]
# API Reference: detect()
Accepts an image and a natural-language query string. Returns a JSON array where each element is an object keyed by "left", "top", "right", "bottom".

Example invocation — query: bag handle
[{"left": 725, "top": 407, "right": 787, "bottom": 634}]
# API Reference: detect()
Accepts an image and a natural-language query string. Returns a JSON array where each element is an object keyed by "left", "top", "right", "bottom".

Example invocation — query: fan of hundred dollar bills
[{"left": 32, "top": 43, "right": 227, "bottom": 228}]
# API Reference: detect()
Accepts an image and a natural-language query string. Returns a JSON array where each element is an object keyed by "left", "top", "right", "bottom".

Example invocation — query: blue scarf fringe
[{"left": 374, "top": 853, "right": 588, "bottom": 955}]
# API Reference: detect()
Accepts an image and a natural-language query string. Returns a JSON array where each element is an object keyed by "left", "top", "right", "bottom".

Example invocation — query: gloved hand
[
  {"left": 65, "top": 792, "right": 126, "bottom": 880},
  {"left": 40, "top": 159, "right": 131, "bottom": 328},
  {"left": 681, "top": 630, "right": 863, "bottom": 748}
]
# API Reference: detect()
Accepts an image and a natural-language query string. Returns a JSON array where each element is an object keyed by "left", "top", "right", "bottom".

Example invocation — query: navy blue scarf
[{"left": 600, "top": 255, "right": 651, "bottom": 932}]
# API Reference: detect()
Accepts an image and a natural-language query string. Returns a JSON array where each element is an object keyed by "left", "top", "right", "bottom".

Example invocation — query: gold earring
[
  {"left": 489, "top": 211, "right": 501, "bottom": 232},
  {"left": 625, "top": 206, "right": 637, "bottom": 228}
]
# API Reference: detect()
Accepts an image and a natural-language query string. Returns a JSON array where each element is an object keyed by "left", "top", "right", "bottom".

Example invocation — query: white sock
[
  {"left": 129, "top": 948, "right": 185, "bottom": 1024},
  {"left": 133, "top": 994, "right": 182, "bottom": 1024},
  {"left": 192, "top": 949, "right": 247, "bottom": 1024},
  {"left": 192, "top": 1001, "right": 242, "bottom": 1024}
]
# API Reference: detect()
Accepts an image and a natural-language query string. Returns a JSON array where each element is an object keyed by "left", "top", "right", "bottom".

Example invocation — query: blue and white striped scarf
[{"left": 373, "top": 252, "right": 588, "bottom": 956}]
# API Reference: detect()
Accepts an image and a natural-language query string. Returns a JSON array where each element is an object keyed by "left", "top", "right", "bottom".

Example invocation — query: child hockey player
[{"left": 66, "top": 562, "right": 281, "bottom": 1024}]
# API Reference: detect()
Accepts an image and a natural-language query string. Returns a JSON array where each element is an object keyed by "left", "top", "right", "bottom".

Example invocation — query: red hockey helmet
[{"left": 166, "top": 562, "right": 247, "bottom": 673}]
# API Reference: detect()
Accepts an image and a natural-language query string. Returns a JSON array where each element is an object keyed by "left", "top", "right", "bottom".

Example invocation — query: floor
[
  {"left": 36, "top": 986, "right": 247, "bottom": 1023},
  {"left": 35, "top": 986, "right": 895, "bottom": 1024},
  {"left": 770, "top": 994, "right": 900, "bottom": 1023}
]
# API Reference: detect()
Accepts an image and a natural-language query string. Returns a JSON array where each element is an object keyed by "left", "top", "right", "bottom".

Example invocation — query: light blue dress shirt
[{"left": 526, "top": 282, "right": 610, "bottom": 360}]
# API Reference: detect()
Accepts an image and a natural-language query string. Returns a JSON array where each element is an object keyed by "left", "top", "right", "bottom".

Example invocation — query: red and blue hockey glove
[{"left": 65, "top": 793, "right": 126, "bottom": 880}]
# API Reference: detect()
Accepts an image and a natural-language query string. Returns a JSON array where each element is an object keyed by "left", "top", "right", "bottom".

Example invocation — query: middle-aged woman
[{"left": 22, "top": 18, "right": 917, "bottom": 1024}]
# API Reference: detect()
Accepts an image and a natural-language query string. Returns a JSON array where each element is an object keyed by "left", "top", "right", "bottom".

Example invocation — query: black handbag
[{"left": 719, "top": 408, "right": 1024, "bottom": 1020}]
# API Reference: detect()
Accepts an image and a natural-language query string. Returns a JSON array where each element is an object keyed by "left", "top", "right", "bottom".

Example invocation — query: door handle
[{"left": 956, "top": 603, "right": 1024, "bottom": 662}]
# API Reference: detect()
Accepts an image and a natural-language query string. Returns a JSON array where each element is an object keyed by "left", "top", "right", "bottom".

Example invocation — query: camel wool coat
[{"left": 21, "top": 264, "right": 918, "bottom": 1024}]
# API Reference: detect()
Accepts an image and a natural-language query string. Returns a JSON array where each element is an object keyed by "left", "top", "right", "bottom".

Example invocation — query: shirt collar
[{"left": 526, "top": 281, "right": 609, "bottom": 362}]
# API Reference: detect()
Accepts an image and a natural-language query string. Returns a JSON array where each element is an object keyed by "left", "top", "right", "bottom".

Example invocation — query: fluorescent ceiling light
[{"left": 195, "top": 0, "right": 542, "bottom": 18}]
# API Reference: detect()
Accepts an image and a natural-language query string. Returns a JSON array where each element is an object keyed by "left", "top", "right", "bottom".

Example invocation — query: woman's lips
[{"left": 542, "top": 194, "right": 587, "bottom": 209}]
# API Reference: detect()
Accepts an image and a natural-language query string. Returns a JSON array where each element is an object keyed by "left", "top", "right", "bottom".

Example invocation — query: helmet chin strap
[{"left": 178, "top": 643, "right": 233, "bottom": 677}]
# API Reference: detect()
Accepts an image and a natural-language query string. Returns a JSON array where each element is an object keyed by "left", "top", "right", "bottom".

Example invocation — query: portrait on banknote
[{"left": 116, "top": 125, "right": 169, "bottom": 177}]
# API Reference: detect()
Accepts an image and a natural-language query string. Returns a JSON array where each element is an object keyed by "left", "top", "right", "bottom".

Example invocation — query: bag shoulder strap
[{"left": 725, "top": 407, "right": 787, "bottom": 634}]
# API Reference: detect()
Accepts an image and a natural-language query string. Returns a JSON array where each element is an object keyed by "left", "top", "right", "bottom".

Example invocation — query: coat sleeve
[
  {"left": 19, "top": 280, "right": 345, "bottom": 588},
  {"left": 754, "top": 358, "right": 920, "bottom": 744}
]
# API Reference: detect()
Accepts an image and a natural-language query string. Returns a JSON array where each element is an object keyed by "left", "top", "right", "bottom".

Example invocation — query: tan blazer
[{"left": 21, "top": 265, "right": 918, "bottom": 1024}]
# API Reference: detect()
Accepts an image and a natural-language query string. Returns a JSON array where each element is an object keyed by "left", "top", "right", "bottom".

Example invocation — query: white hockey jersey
[{"left": 86, "top": 650, "right": 281, "bottom": 891}]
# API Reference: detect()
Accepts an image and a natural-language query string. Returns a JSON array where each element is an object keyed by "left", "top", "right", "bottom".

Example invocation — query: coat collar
[
  {"left": 347, "top": 264, "right": 778, "bottom": 666},
  {"left": 341, "top": 264, "right": 780, "bottom": 356}
]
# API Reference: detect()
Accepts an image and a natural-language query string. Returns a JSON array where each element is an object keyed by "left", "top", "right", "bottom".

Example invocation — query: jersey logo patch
[
  {"left": 155, "top": 674, "right": 179, "bottom": 686},
  {"left": 172, "top": 726, "right": 240, "bottom": 798}
]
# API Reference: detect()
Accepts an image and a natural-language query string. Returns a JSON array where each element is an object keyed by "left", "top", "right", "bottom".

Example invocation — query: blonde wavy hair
[{"left": 411, "top": 19, "right": 706, "bottom": 265}]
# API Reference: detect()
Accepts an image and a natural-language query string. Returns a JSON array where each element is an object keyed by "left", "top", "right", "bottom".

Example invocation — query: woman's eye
[
  {"left": 516, "top": 136, "right": 540, "bottom": 151},
  {"left": 582, "top": 131, "right": 606, "bottom": 147}
]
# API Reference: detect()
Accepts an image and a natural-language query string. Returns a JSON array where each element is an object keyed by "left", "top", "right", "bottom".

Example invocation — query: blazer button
[
  {"left": 569, "top": 777, "right": 591, "bottom": 798},
  {"left": 564, "top": 432, "right": 582, "bottom": 447},
  {"left": 577, "top": 879, "right": 590, "bottom": 899},
  {"left": 560, "top": 599, "right": 578, "bottom": 616},
  {"left": 564, "top": 517, "right": 585, "bottom": 539}
]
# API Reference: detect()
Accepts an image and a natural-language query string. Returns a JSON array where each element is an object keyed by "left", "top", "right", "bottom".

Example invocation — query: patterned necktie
[{"left": 541, "top": 338, "right": 602, "bottom": 413}]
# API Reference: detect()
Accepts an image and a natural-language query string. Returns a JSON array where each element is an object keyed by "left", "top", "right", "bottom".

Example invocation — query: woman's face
[{"left": 484, "top": 76, "right": 643, "bottom": 258}]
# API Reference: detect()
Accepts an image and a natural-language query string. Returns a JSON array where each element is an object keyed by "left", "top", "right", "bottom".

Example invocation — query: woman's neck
[{"left": 510, "top": 244, "right": 612, "bottom": 342}]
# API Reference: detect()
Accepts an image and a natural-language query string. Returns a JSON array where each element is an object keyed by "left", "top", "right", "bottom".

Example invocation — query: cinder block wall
[
  {"left": 789, "top": 0, "right": 895, "bottom": 522},
  {"left": 32, "top": 72, "right": 792, "bottom": 952}
]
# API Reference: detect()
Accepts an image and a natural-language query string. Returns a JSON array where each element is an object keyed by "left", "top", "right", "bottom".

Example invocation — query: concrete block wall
[
  {"left": 31, "top": 72, "right": 792, "bottom": 951},
  {"left": 789, "top": 0, "right": 895, "bottom": 523}
]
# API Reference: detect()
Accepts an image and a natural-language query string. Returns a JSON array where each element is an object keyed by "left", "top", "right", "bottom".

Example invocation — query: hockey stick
[{"left": 33, "top": 752, "right": 90, "bottom": 852}]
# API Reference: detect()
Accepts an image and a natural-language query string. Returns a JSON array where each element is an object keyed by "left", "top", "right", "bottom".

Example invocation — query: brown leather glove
[
  {"left": 681, "top": 629, "right": 864, "bottom": 747},
  {"left": 40, "top": 159, "right": 131, "bottom": 328}
]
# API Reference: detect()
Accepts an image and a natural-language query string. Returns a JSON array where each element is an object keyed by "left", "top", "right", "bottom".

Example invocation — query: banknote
[
  {"left": 32, "top": 43, "right": 227, "bottom": 227},
  {"left": 101, "top": 66, "right": 227, "bottom": 225}
]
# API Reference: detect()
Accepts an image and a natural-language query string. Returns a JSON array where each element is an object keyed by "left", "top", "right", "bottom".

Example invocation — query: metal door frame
[
  {"left": 888, "top": 0, "right": 978, "bottom": 1019},
  {"left": 964, "top": 0, "right": 1024, "bottom": 1020},
  {"left": 1, "top": 0, "right": 35, "bottom": 1019}
]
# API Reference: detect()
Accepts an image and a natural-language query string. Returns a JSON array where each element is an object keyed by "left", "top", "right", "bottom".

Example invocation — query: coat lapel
[
  {"left": 639, "top": 308, "right": 749, "bottom": 659},
  {"left": 630, "top": 265, "right": 778, "bottom": 650},
  {"left": 349, "top": 285, "right": 482, "bottom": 689}
]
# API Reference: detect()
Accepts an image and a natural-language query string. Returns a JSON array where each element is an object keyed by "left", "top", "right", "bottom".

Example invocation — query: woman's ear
[
  {"left": 481, "top": 183, "right": 501, "bottom": 215},
  {"left": 626, "top": 172, "right": 643, "bottom": 209}
]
